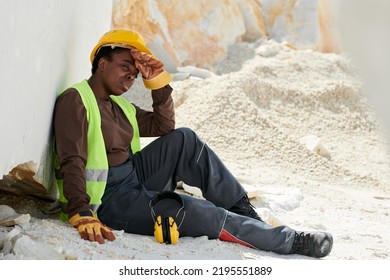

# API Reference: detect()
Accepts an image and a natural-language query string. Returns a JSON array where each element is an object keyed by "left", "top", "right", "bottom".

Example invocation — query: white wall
[{"left": 0, "top": 0, "right": 112, "bottom": 187}]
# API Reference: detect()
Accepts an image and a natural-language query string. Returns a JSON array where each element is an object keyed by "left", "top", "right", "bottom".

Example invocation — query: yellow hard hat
[{"left": 90, "top": 29, "right": 152, "bottom": 63}]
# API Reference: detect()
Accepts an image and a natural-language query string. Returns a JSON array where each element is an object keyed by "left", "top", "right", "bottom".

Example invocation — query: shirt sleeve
[
  {"left": 135, "top": 84, "right": 175, "bottom": 137},
  {"left": 53, "top": 89, "right": 91, "bottom": 217}
]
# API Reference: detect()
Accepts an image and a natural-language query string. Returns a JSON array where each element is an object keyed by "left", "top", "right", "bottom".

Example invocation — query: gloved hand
[
  {"left": 69, "top": 210, "right": 116, "bottom": 244},
  {"left": 130, "top": 48, "right": 172, "bottom": 90}
]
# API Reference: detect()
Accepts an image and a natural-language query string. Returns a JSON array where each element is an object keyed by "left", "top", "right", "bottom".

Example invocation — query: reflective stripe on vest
[
  {"left": 55, "top": 168, "right": 108, "bottom": 182},
  {"left": 54, "top": 79, "right": 141, "bottom": 217}
]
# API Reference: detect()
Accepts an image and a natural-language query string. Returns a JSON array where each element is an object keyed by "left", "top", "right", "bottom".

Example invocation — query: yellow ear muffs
[
  {"left": 149, "top": 191, "right": 185, "bottom": 245},
  {"left": 154, "top": 215, "right": 179, "bottom": 244}
]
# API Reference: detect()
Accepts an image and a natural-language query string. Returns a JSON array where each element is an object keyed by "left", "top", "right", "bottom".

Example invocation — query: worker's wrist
[
  {"left": 78, "top": 210, "right": 94, "bottom": 217},
  {"left": 143, "top": 71, "right": 172, "bottom": 90}
]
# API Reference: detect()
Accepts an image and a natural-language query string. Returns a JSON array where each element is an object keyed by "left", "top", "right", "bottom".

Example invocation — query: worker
[{"left": 53, "top": 28, "right": 333, "bottom": 258}]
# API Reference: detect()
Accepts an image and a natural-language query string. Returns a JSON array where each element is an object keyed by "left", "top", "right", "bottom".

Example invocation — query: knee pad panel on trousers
[{"left": 177, "top": 195, "right": 228, "bottom": 239}]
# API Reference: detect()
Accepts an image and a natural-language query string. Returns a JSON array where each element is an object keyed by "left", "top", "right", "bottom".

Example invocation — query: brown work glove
[
  {"left": 69, "top": 210, "right": 116, "bottom": 244},
  {"left": 130, "top": 48, "right": 172, "bottom": 90}
]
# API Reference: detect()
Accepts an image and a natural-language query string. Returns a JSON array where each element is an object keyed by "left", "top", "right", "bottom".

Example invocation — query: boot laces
[
  {"left": 242, "top": 196, "right": 256, "bottom": 212},
  {"left": 230, "top": 195, "right": 263, "bottom": 221},
  {"left": 292, "top": 232, "right": 311, "bottom": 255}
]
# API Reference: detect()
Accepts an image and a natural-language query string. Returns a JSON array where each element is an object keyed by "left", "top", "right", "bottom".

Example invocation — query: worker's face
[{"left": 99, "top": 49, "right": 139, "bottom": 96}]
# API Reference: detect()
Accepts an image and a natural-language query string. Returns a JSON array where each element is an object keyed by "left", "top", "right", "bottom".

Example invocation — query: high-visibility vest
[{"left": 54, "top": 80, "right": 141, "bottom": 219}]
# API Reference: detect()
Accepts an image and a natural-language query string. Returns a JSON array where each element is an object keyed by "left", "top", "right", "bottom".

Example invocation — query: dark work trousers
[{"left": 97, "top": 127, "right": 295, "bottom": 254}]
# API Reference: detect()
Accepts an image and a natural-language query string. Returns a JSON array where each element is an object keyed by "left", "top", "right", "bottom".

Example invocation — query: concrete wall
[{"left": 0, "top": 0, "right": 113, "bottom": 197}]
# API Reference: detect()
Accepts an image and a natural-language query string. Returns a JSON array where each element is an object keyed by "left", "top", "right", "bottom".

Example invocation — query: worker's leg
[
  {"left": 97, "top": 159, "right": 295, "bottom": 255},
  {"left": 133, "top": 127, "right": 246, "bottom": 209}
]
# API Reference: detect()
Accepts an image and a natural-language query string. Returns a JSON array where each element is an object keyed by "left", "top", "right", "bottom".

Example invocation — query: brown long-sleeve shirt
[{"left": 53, "top": 84, "right": 175, "bottom": 217}]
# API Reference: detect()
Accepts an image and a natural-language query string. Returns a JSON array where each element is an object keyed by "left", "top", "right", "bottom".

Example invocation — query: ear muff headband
[{"left": 149, "top": 191, "right": 184, "bottom": 210}]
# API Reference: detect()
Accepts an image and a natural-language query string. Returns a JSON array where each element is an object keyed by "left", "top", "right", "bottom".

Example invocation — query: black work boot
[
  {"left": 290, "top": 231, "right": 333, "bottom": 258},
  {"left": 229, "top": 194, "right": 264, "bottom": 222}
]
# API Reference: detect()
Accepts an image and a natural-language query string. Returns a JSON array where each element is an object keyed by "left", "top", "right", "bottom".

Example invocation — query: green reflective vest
[{"left": 54, "top": 80, "right": 141, "bottom": 220}]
